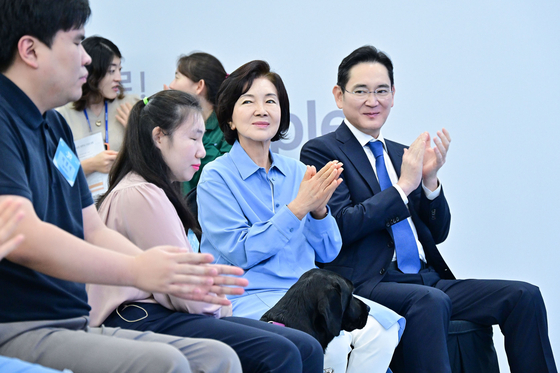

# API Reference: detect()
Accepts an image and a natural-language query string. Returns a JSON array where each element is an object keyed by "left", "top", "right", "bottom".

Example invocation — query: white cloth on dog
[
  {"left": 354, "top": 295, "right": 406, "bottom": 342},
  {"left": 325, "top": 316, "right": 400, "bottom": 373}
]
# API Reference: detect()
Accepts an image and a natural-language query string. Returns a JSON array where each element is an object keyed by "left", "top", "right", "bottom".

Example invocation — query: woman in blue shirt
[{"left": 198, "top": 60, "right": 404, "bottom": 373}]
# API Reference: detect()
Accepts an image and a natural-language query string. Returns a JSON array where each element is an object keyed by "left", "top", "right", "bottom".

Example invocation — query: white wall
[{"left": 87, "top": 1, "right": 560, "bottom": 370}]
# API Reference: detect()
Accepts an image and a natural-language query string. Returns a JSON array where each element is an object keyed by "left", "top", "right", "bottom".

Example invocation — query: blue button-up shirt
[{"left": 198, "top": 141, "right": 342, "bottom": 300}]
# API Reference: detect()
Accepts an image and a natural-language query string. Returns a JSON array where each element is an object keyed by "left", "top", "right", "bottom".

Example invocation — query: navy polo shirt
[{"left": 0, "top": 74, "right": 93, "bottom": 322}]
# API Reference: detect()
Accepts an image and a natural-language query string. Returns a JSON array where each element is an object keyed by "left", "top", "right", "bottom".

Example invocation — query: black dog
[{"left": 260, "top": 268, "right": 370, "bottom": 350}]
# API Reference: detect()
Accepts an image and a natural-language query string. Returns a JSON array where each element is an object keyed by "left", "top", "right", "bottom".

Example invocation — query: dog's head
[{"left": 313, "top": 269, "right": 369, "bottom": 340}]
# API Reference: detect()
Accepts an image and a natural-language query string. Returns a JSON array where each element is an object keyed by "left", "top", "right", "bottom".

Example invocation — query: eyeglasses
[{"left": 345, "top": 87, "right": 392, "bottom": 100}]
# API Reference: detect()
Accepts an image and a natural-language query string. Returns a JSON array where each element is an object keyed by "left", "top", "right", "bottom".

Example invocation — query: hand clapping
[
  {"left": 397, "top": 129, "right": 451, "bottom": 195},
  {"left": 422, "top": 128, "right": 451, "bottom": 191},
  {"left": 288, "top": 161, "right": 343, "bottom": 220},
  {"left": 131, "top": 248, "right": 248, "bottom": 306}
]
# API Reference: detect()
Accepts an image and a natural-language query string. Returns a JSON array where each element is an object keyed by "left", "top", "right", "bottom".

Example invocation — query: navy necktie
[{"left": 368, "top": 140, "right": 421, "bottom": 274}]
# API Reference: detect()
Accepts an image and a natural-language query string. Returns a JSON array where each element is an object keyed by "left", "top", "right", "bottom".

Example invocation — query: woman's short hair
[
  {"left": 216, "top": 60, "right": 290, "bottom": 146},
  {"left": 73, "top": 36, "right": 124, "bottom": 111},
  {"left": 177, "top": 52, "right": 227, "bottom": 107}
]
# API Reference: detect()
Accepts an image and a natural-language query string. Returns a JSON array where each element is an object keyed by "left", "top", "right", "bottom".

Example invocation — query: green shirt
[{"left": 181, "top": 111, "right": 232, "bottom": 195}]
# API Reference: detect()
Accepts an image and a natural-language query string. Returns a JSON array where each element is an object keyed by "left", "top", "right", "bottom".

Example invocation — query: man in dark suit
[{"left": 300, "top": 45, "right": 557, "bottom": 373}]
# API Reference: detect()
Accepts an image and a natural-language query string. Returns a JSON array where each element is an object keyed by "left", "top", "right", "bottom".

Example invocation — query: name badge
[{"left": 53, "top": 138, "right": 81, "bottom": 186}]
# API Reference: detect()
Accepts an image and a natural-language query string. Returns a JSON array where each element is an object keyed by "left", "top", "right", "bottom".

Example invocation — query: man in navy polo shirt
[
  {"left": 0, "top": 198, "right": 69, "bottom": 372},
  {"left": 0, "top": 1, "right": 247, "bottom": 372}
]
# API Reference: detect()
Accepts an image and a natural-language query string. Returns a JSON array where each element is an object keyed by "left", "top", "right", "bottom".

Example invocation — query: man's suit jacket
[{"left": 300, "top": 121, "right": 455, "bottom": 298}]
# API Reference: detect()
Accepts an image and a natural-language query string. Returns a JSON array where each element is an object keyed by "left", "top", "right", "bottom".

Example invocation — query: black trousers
[
  {"left": 103, "top": 303, "right": 323, "bottom": 373},
  {"left": 364, "top": 267, "right": 557, "bottom": 373}
]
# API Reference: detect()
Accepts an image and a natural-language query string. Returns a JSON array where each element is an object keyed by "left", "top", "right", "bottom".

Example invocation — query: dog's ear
[{"left": 317, "top": 284, "right": 344, "bottom": 337}]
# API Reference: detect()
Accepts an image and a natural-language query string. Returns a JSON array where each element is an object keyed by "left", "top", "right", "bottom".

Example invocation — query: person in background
[
  {"left": 58, "top": 36, "right": 140, "bottom": 176},
  {"left": 89, "top": 89, "right": 324, "bottom": 373},
  {"left": 198, "top": 60, "right": 404, "bottom": 373},
  {"left": 167, "top": 52, "right": 232, "bottom": 195}
]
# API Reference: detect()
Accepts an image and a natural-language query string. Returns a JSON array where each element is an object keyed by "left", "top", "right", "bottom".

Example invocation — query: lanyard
[{"left": 83, "top": 101, "right": 109, "bottom": 145}]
